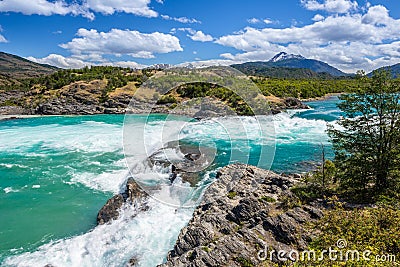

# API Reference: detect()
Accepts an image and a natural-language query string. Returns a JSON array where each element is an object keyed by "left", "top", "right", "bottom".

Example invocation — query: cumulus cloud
[
  {"left": 27, "top": 54, "right": 89, "bottom": 69},
  {"left": 161, "top": 15, "right": 201, "bottom": 24},
  {"left": 0, "top": 0, "right": 158, "bottom": 19},
  {"left": 173, "top": 28, "right": 213, "bottom": 42},
  {"left": 312, "top": 14, "right": 325, "bottom": 21},
  {"left": 361, "top": 5, "right": 391, "bottom": 26},
  {"left": 189, "top": 31, "right": 213, "bottom": 42},
  {"left": 0, "top": 0, "right": 93, "bottom": 19},
  {"left": 60, "top": 28, "right": 183, "bottom": 59},
  {"left": 301, "top": 0, "right": 358, "bottom": 13},
  {"left": 215, "top": 3, "right": 400, "bottom": 72},
  {"left": 27, "top": 54, "right": 147, "bottom": 69}
]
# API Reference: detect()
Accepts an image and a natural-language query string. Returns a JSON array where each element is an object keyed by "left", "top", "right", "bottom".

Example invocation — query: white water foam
[
  {"left": 3, "top": 187, "right": 20, "bottom": 194},
  {"left": 0, "top": 163, "right": 27, "bottom": 169},
  {"left": 0, "top": 121, "right": 122, "bottom": 154},
  {"left": 3, "top": 191, "right": 193, "bottom": 267},
  {"left": 273, "top": 112, "right": 331, "bottom": 145},
  {"left": 69, "top": 159, "right": 129, "bottom": 194},
  {"left": 1, "top": 113, "right": 334, "bottom": 266}
]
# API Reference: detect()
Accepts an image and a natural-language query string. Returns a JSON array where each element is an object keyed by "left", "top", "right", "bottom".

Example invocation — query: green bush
[
  {"left": 156, "top": 95, "right": 177, "bottom": 104},
  {"left": 259, "top": 196, "right": 276, "bottom": 203},
  {"left": 227, "top": 191, "right": 237, "bottom": 199}
]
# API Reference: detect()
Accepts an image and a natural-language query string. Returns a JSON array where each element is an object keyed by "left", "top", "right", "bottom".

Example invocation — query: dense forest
[{"left": 252, "top": 77, "right": 365, "bottom": 99}]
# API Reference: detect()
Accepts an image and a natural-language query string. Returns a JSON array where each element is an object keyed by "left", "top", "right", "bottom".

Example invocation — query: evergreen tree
[{"left": 328, "top": 70, "right": 400, "bottom": 196}]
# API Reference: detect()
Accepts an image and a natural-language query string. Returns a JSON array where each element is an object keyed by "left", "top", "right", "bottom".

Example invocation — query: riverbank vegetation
[
  {"left": 292, "top": 70, "right": 400, "bottom": 204},
  {"left": 285, "top": 70, "right": 400, "bottom": 267}
]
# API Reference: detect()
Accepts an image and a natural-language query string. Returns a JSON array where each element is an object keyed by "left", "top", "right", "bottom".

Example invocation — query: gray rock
[
  {"left": 159, "top": 164, "right": 324, "bottom": 267},
  {"left": 283, "top": 97, "right": 309, "bottom": 110},
  {"left": 126, "top": 257, "right": 138, "bottom": 266},
  {"left": 97, "top": 178, "right": 148, "bottom": 225}
]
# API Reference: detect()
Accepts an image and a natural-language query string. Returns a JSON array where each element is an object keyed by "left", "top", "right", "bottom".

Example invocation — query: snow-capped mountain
[
  {"left": 269, "top": 52, "right": 305, "bottom": 63},
  {"left": 232, "top": 52, "right": 349, "bottom": 77}
]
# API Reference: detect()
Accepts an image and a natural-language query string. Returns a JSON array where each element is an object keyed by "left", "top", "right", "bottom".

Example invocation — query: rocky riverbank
[
  {"left": 97, "top": 163, "right": 325, "bottom": 267},
  {"left": 0, "top": 82, "right": 308, "bottom": 118},
  {"left": 158, "top": 164, "right": 324, "bottom": 267}
]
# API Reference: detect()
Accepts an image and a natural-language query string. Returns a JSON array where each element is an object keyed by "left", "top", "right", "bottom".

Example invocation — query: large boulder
[{"left": 97, "top": 178, "right": 148, "bottom": 225}]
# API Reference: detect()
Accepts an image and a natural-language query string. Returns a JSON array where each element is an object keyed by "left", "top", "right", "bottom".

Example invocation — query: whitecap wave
[
  {"left": 3, "top": 192, "right": 193, "bottom": 267},
  {"left": 3, "top": 187, "right": 20, "bottom": 194}
]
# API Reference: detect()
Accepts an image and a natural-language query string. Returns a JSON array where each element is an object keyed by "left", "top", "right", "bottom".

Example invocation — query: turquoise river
[{"left": 0, "top": 97, "right": 341, "bottom": 266}]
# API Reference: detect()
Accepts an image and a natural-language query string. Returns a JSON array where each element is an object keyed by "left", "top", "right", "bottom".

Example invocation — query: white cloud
[
  {"left": 248, "top": 18, "right": 274, "bottom": 25},
  {"left": 27, "top": 54, "right": 147, "bottom": 69},
  {"left": 173, "top": 28, "right": 213, "bottom": 42},
  {"left": 312, "top": 14, "right": 325, "bottom": 21},
  {"left": 177, "top": 59, "right": 238, "bottom": 68},
  {"left": 215, "top": 3, "right": 400, "bottom": 72},
  {"left": 173, "top": 27, "right": 195, "bottom": 34},
  {"left": 361, "top": 5, "right": 391, "bottom": 25},
  {"left": 189, "top": 31, "right": 213, "bottom": 42},
  {"left": 0, "top": 0, "right": 158, "bottom": 19},
  {"left": 86, "top": 0, "right": 157, "bottom": 17},
  {"left": 301, "top": 0, "right": 358, "bottom": 13},
  {"left": 0, "top": 0, "right": 94, "bottom": 19},
  {"left": 27, "top": 54, "right": 90, "bottom": 69},
  {"left": 60, "top": 28, "right": 183, "bottom": 59},
  {"left": 247, "top": 18, "right": 260, "bottom": 24},
  {"left": 161, "top": 14, "right": 201, "bottom": 24},
  {"left": 0, "top": 25, "right": 7, "bottom": 42},
  {"left": 102, "top": 61, "right": 147, "bottom": 69},
  {"left": 0, "top": 34, "right": 7, "bottom": 43},
  {"left": 263, "top": 19, "right": 273, "bottom": 24}
]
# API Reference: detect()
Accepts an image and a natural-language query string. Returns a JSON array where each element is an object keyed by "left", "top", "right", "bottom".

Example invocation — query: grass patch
[
  {"left": 259, "top": 196, "right": 276, "bottom": 203},
  {"left": 304, "top": 202, "right": 400, "bottom": 266},
  {"left": 227, "top": 191, "right": 237, "bottom": 199},
  {"left": 235, "top": 257, "right": 254, "bottom": 267},
  {"left": 201, "top": 246, "right": 211, "bottom": 253}
]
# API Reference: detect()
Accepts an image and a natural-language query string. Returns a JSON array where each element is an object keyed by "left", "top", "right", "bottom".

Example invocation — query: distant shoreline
[
  {"left": 0, "top": 94, "right": 328, "bottom": 122},
  {"left": 301, "top": 92, "right": 342, "bottom": 102}
]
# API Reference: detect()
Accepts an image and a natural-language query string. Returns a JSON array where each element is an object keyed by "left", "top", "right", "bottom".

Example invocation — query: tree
[{"left": 328, "top": 70, "right": 400, "bottom": 197}]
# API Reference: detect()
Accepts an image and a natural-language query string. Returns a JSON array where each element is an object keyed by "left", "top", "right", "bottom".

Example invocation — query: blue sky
[{"left": 0, "top": 0, "right": 399, "bottom": 72}]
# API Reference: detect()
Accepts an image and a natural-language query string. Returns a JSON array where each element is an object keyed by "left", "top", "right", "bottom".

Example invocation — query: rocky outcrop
[
  {"left": 1, "top": 84, "right": 309, "bottom": 117},
  {"left": 159, "top": 164, "right": 324, "bottom": 267},
  {"left": 283, "top": 97, "right": 310, "bottom": 110},
  {"left": 97, "top": 178, "right": 148, "bottom": 225}
]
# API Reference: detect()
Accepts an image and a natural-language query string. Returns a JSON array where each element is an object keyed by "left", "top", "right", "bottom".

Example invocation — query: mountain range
[
  {"left": 231, "top": 52, "right": 348, "bottom": 78},
  {"left": 0, "top": 52, "right": 57, "bottom": 86},
  {"left": 370, "top": 63, "right": 400, "bottom": 78},
  {"left": 0, "top": 51, "right": 399, "bottom": 81}
]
